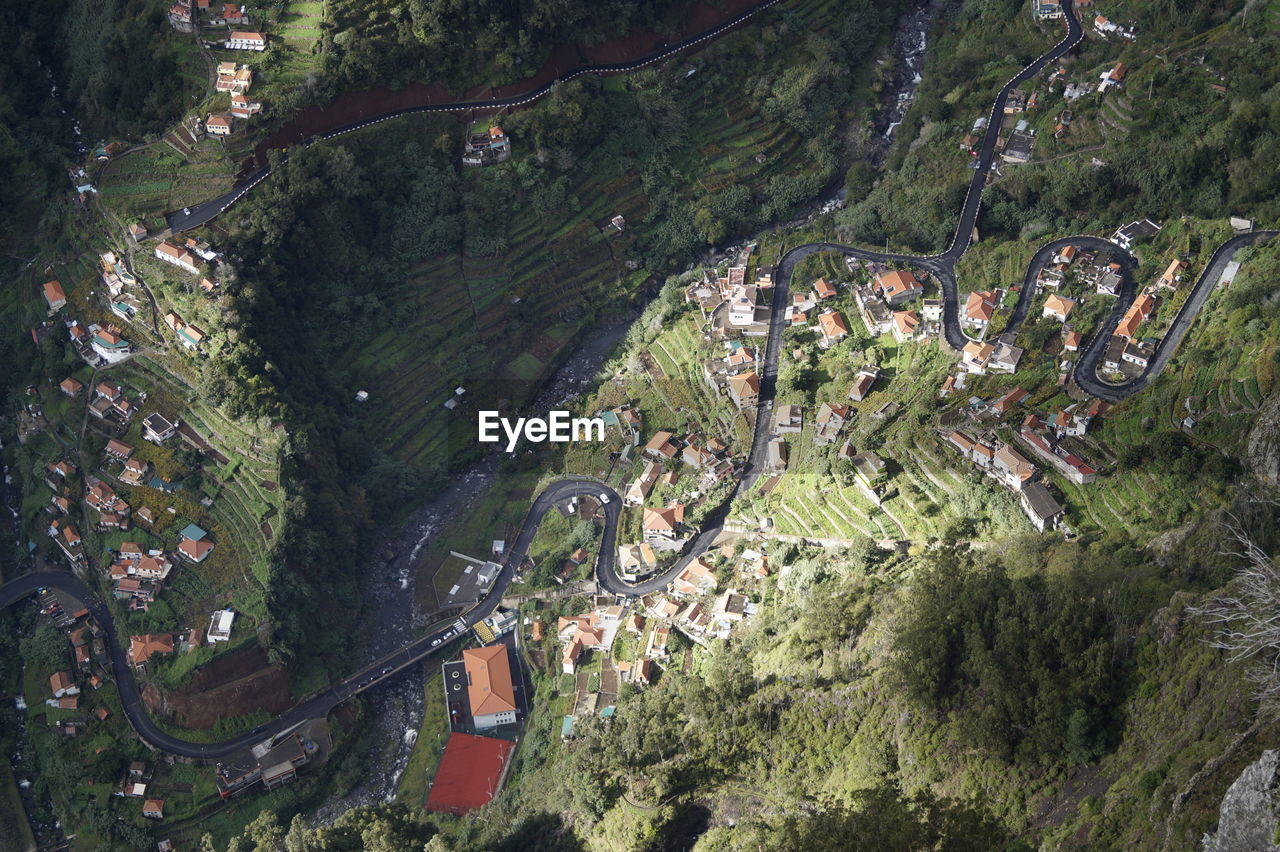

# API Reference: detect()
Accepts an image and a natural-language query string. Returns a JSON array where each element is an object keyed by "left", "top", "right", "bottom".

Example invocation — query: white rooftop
[{"left": 208, "top": 609, "right": 235, "bottom": 642}]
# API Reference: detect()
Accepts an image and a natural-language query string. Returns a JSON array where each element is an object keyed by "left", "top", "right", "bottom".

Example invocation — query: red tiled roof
[
  {"left": 875, "top": 269, "right": 921, "bottom": 299},
  {"left": 43, "top": 280, "right": 66, "bottom": 305},
  {"left": 965, "top": 290, "right": 997, "bottom": 322},
  {"left": 129, "top": 634, "right": 174, "bottom": 664}
]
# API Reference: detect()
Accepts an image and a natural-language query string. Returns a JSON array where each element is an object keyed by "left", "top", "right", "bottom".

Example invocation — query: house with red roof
[
  {"left": 874, "top": 269, "right": 923, "bottom": 305},
  {"left": 891, "top": 310, "right": 920, "bottom": 342},
  {"left": 817, "top": 310, "right": 850, "bottom": 346},
  {"left": 43, "top": 280, "right": 67, "bottom": 312},
  {"left": 964, "top": 290, "right": 998, "bottom": 330}
]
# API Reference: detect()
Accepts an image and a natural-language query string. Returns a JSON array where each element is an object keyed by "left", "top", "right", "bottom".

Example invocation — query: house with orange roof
[
  {"left": 961, "top": 340, "right": 996, "bottom": 373},
  {"left": 1098, "top": 59, "right": 1126, "bottom": 90},
  {"left": 120, "top": 457, "right": 149, "bottom": 486},
  {"left": 947, "top": 431, "right": 976, "bottom": 457},
  {"left": 1063, "top": 329, "right": 1083, "bottom": 351},
  {"left": 991, "top": 387, "right": 1029, "bottom": 415},
  {"left": 1158, "top": 258, "right": 1187, "bottom": 289},
  {"left": 220, "top": 3, "right": 248, "bottom": 24},
  {"left": 643, "top": 430, "right": 678, "bottom": 461},
  {"left": 463, "top": 645, "right": 518, "bottom": 729},
  {"left": 813, "top": 278, "right": 837, "bottom": 300},
  {"left": 891, "top": 310, "right": 920, "bottom": 342},
  {"left": 874, "top": 269, "right": 924, "bottom": 305},
  {"left": 817, "top": 310, "right": 850, "bottom": 346},
  {"left": 643, "top": 505, "right": 686, "bottom": 543},
  {"left": 205, "top": 114, "right": 233, "bottom": 136},
  {"left": 230, "top": 93, "right": 262, "bottom": 119},
  {"left": 215, "top": 63, "right": 253, "bottom": 93},
  {"left": 50, "top": 671, "right": 78, "bottom": 698},
  {"left": 1115, "top": 294, "right": 1155, "bottom": 340},
  {"left": 848, "top": 365, "right": 880, "bottom": 402},
  {"left": 1054, "top": 245, "right": 1078, "bottom": 265},
  {"left": 174, "top": 524, "right": 211, "bottom": 562},
  {"left": 1042, "top": 294, "right": 1076, "bottom": 322},
  {"left": 727, "top": 371, "right": 760, "bottom": 409},
  {"left": 617, "top": 542, "right": 658, "bottom": 578},
  {"left": 964, "top": 291, "right": 998, "bottom": 330},
  {"left": 993, "top": 444, "right": 1037, "bottom": 491},
  {"left": 814, "top": 402, "right": 851, "bottom": 443},
  {"left": 632, "top": 658, "right": 654, "bottom": 686},
  {"left": 129, "top": 634, "right": 175, "bottom": 666},
  {"left": 672, "top": 557, "right": 717, "bottom": 597},
  {"left": 105, "top": 439, "right": 134, "bottom": 460},
  {"left": 43, "top": 280, "right": 67, "bottom": 312},
  {"left": 226, "top": 31, "right": 267, "bottom": 50},
  {"left": 562, "top": 638, "right": 582, "bottom": 674},
  {"left": 154, "top": 241, "right": 199, "bottom": 274}
]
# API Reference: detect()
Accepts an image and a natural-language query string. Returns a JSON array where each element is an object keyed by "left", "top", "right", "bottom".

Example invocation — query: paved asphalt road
[
  {"left": 1075, "top": 230, "right": 1277, "bottom": 401},
  {"left": 9, "top": 0, "right": 1267, "bottom": 761},
  {"left": 0, "top": 478, "right": 619, "bottom": 759}
]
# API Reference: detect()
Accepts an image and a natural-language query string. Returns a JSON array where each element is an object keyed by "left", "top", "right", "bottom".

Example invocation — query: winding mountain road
[{"left": 7, "top": 0, "right": 1274, "bottom": 762}]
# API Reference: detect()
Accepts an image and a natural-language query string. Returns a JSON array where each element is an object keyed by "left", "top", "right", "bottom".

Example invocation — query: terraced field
[
  {"left": 96, "top": 143, "right": 237, "bottom": 229},
  {"left": 108, "top": 355, "right": 285, "bottom": 620},
  {"left": 274, "top": 0, "right": 327, "bottom": 81}
]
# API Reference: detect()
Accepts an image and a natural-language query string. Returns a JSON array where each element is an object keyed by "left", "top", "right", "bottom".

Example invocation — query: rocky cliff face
[
  {"left": 1247, "top": 392, "right": 1280, "bottom": 487},
  {"left": 1205, "top": 749, "right": 1280, "bottom": 851}
]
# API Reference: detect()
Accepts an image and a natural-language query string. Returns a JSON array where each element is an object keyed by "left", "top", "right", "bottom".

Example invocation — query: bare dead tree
[{"left": 1191, "top": 496, "right": 1280, "bottom": 712}]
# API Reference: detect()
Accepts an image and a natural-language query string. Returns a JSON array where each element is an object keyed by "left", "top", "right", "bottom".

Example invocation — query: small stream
[{"left": 872, "top": 0, "right": 939, "bottom": 163}]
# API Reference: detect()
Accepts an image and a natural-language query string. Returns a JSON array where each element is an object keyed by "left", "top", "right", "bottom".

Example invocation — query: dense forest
[{"left": 323, "top": 0, "right": 688, "bottom": 93}]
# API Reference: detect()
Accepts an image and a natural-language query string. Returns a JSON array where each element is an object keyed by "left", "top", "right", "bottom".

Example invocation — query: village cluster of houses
[
  {"left": 169, "top": 0, "right": 266, "bottom": 53},
  {"left": 42, "top": 606, "right": 115, "bottom": 740},
  {"left": 43, "top": 279, "right": 136, "bottom": 367},
  {"left": 851, "top": 263, "right": 941, "bottom": 344},
  {"left": 1036, "top": 233, "right": 1178, "bottom": 381},
  {"left": 783, "top": 277, "right": 852, "bottom": 347},
  {"left": 43, "top": 375, "right": 212, "bottom": 580},
  {"left": 1031, "top": 0, "right": 1137, "bottom": 40},
  {"left": 165, "top": 0, "right": 268, "bottom": 133},
  {"left": 205, "top": 61, "right": 263, "bottom": 137},
  {"left": 942, "top": 390, "right": 1110, "bottom": 530},
  {"left": 684, "top": 256, "right": 775, "bottom": 337},
  {"left": 97, "top": 250, "right": 148, "bottom": 326},
  {"left": 555, "top": 548, "right": 761, "bottom": 688}
]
